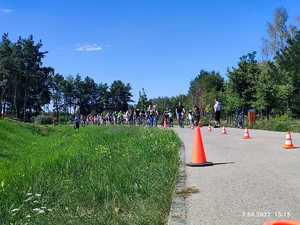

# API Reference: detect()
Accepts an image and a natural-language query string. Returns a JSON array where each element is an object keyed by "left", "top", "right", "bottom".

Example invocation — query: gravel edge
[{"left": 167, "top": 144, "right": 187, "bottom": 225}]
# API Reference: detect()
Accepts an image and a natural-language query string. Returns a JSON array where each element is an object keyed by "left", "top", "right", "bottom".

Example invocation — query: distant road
[{"left": 174, "top": 127, "right": 300, "bottom": 225}]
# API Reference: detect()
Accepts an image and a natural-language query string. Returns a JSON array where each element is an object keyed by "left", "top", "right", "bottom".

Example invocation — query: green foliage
[
  {"left": 0, "top": 120, "right": 180, "bottom": 225},
  {"left": 0, "top": 34, "right": 133, "bottom": 121},
  {"left": 227, "top": 52, "right": 260, "bottom": 109},
  {"left": 0, "top": 34, "right": 51, "bottom": 121},
  {"left": 253, "top": 117, "right": 293, "bottom": 132},
  {"left": 276, "top": 31, "right": 300, "bottom": 116},
  {"left": 110, "top": 80, "right": 133, "bottom": 112},
  {"left": 188, "top": 70, "right": 224, "bottom": 114},
  {"left": 154, "top": 94, "right": 189, "bottom": 114},
  {"left": 273, "top": 114, "right": 289, "bottom": 121},
  {"left": 136, "top": 88, "right": 149, "bottom": 110},
  {"left": 262, "top": 7, "right": 297, "bottom": 58},
  {"left": 254, "top": 62, "right": 278, "bottom": 113},
  {"left": 222, "top": 83, "right": 242, "bottom": 114}
]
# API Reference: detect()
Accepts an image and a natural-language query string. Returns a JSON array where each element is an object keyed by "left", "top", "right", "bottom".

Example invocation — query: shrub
[
  {"left": 34, "top": 114, "right": 53, "bottom": 125},
  {"left": 253, "top": 116, "right": 295, "bottom": 132},
  {"left": 273, "top": 114, "right": 289, "bottom": 122}
]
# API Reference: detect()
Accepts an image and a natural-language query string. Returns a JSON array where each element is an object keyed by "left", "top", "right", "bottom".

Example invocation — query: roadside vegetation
[
  {"left": 151, "top": 8, "right": 300, "bottom": 132},
  {"left": 1, "top": 8, "right": 300, "bottom": 133},
  {"left": 0, "top": 119, "right": 180, "bottom": 225}
]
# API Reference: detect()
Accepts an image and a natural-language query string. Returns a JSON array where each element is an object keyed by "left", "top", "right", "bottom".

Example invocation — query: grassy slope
[
  {"left": 252, "top": 118, "right": 300, "bottom": 132},
  {"left": 0, "top": 120, "right": 180, "bottom": 225}
]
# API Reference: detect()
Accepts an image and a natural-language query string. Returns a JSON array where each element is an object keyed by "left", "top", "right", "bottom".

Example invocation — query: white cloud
[
  {"left": 76, "top": 44, "right": 102, "bottom": 52},
  {"left": 0, "top": 8, "right": 13, "bottom": 14}
]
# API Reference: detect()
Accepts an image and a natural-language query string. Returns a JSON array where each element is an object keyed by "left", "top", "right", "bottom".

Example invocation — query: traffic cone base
[
  {"left": 264, "top": 220, "right": 300, "bottom": 225},
  {"left": 186, "top": 161, "right": 213, "bottom": 167},
  {"left": 283, "top": 132, "right": 295, "bottom": 150},
  {"left": 241, "top": 137, "right": 251, "bottom": 140},
  {"left": 283, "top": 144, "right": 294, "bottom": 149},
  {"left": 241, "top": 128, "right": 251, "bottom": 140},
  {"left": 221, "top": 126, "right": 227, "bottom": 135}
]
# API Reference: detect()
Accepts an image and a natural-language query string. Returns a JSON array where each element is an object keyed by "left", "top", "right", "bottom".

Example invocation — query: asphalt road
[{"left": 174, "top": 126, "right": 300, "bottom": 225}]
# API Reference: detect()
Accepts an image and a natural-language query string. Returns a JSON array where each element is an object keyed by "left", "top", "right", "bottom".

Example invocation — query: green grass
[
  {"left": 252, "top": 116, "right": 300, "bottom": 132},
  {"left": 0, "top": 119, "right": 181, "bottom": 225}
]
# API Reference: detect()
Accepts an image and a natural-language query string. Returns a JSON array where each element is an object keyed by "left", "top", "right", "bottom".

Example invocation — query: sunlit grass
[{"left": 0, "top": 120, "right": 180, "bottom": 225}]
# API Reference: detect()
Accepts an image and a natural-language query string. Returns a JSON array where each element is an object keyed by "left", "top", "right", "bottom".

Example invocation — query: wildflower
[
  {"left": 35, "top": 193, "right": 41, "bottom": 197},
  {"left": 11, "top": 208, "right": 20, "bottom": 213},
  {"left": 26, "top": 193, "right": 33, "bottom": 196},
  {"left": 26, "top": 214, "right": 31, "bottom": 218},
  {"left": 24, "top": 196, "right": 34, "bottom": 202},
  {"left": 37, "top": 209, "right": 45, "bottom": 214}
]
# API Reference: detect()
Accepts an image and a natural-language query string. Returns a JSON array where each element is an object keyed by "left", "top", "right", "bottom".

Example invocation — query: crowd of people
[{"left": 74, "top": 99, "right": 222, "bottom": 129}]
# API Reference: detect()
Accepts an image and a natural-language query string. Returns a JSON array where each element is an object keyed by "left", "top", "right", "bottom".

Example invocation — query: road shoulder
[{"left": 167, "top": 144, "right": 187, "bottom": 225}]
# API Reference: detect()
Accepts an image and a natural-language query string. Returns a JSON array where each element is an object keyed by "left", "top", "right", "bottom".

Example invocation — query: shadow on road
[
  {"left": 186, "top": 162, "right": 235, "bottom": 167},
  {"left": 212, "top": 162, "right": 235, "bottom": 166}
]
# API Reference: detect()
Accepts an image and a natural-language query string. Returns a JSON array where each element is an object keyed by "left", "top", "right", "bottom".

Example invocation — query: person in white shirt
[
  {"left": 214, "top": 99, "right": 221, "bottom": 127},
  {"left": 188, "top": 110, "right": 194, "bottom": 129}
]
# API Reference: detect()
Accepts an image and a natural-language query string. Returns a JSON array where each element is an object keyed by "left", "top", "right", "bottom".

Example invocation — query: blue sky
[{"left": 0, "top": 0, "right": 299, "bottom": 102}]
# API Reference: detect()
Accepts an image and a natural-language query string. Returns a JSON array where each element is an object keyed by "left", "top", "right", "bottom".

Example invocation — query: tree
[
  {"left": 20, "top": 35, "right": 48, "bottom": 121},
  {"left": 227, "top": 52, "right": 260, "bottom": 110},
  {"left": 0, "top": 33, "right": 13, "bottom": 117},
  {"left": 61, "top": 75, "right": 75, "bottom": 115},
  {"left": 151, "top": 95, "right": 189, "bottom": 114},
  {"left": 78, "top": 76, "right": 98, "bottom": 115},
  {"left": 275, "top": 31, "right": 300, "bottom": 115},
  {"left": 222, "top": 83, "right": 242, "bottom": 116},
  {"left": 0, "top": 32, "right": 138, "bottom": 121},
  {"left": 10, "top": 38, "right": 24, "bottom": 118},
  {"left": 136, "top": 88, "right": 149, "bottom": 110},
  {"left": 51, "top": 73, "right": 65, "bottom": 122},
  {"left": 262, "top": 7, "right": 298, "bottom": 59},
  {"left": 96, "top": 83, "right": 109, "bottom": 113},
  {"left": 188, "top": 70, "right": 224, "bottom": 115},
  {"left": 254, "top": 62, "right": 278, "bottom": 117},
  {"left": 109, "top": 80, "right": 133, "bottom": 112}
]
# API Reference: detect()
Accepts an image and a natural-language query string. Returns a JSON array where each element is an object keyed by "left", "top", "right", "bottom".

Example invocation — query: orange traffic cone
[
  {"left": 186, "top": 127, "right": 213, "bottom": 167},
  {"left": 283, "top": 131, "right": 294, "bottom": 149},
  {"left": 221, "top": 126, "right": 227, "bottom": 135},
  {"left": 208, "top": 124, "right": 212, "bottom": 132},
  {"left": 242, "top": 128, "right": 251, "bottom": 140},
  {"left": 264, "top": 220, "right": 300, "bottom": 225}
]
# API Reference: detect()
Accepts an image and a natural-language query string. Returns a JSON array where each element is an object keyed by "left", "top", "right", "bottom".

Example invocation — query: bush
[
  {"left": 34, "top": 114, "right": 53, "bottom": 125},
  {"left": 201, "top": 116, "right": 211, "bottom": 126},
  {"left": 252, "top": 116, "right": 296, "bottom": 132},
  {"left": 273, "top": 114, "right": 289, "bottom": 122}
]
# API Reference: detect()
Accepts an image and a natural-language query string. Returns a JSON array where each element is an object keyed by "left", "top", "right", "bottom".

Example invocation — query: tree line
[
  {"left": 151, "top": 7, "right": 300, "bottom": 120},
  {"left": 0, "top": 34, "right": 133, "bottom": 122},
  {"left": 1, "top": 7, "right": 299, "bottom": 123}
]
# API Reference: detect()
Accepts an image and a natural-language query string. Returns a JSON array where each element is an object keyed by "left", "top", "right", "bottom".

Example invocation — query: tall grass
[
  {"left": 0, "top": 120, "right": 180, "bottom": 225},
  {"left": 252, "top": 115, "right": 300, "bottom": 132}
]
